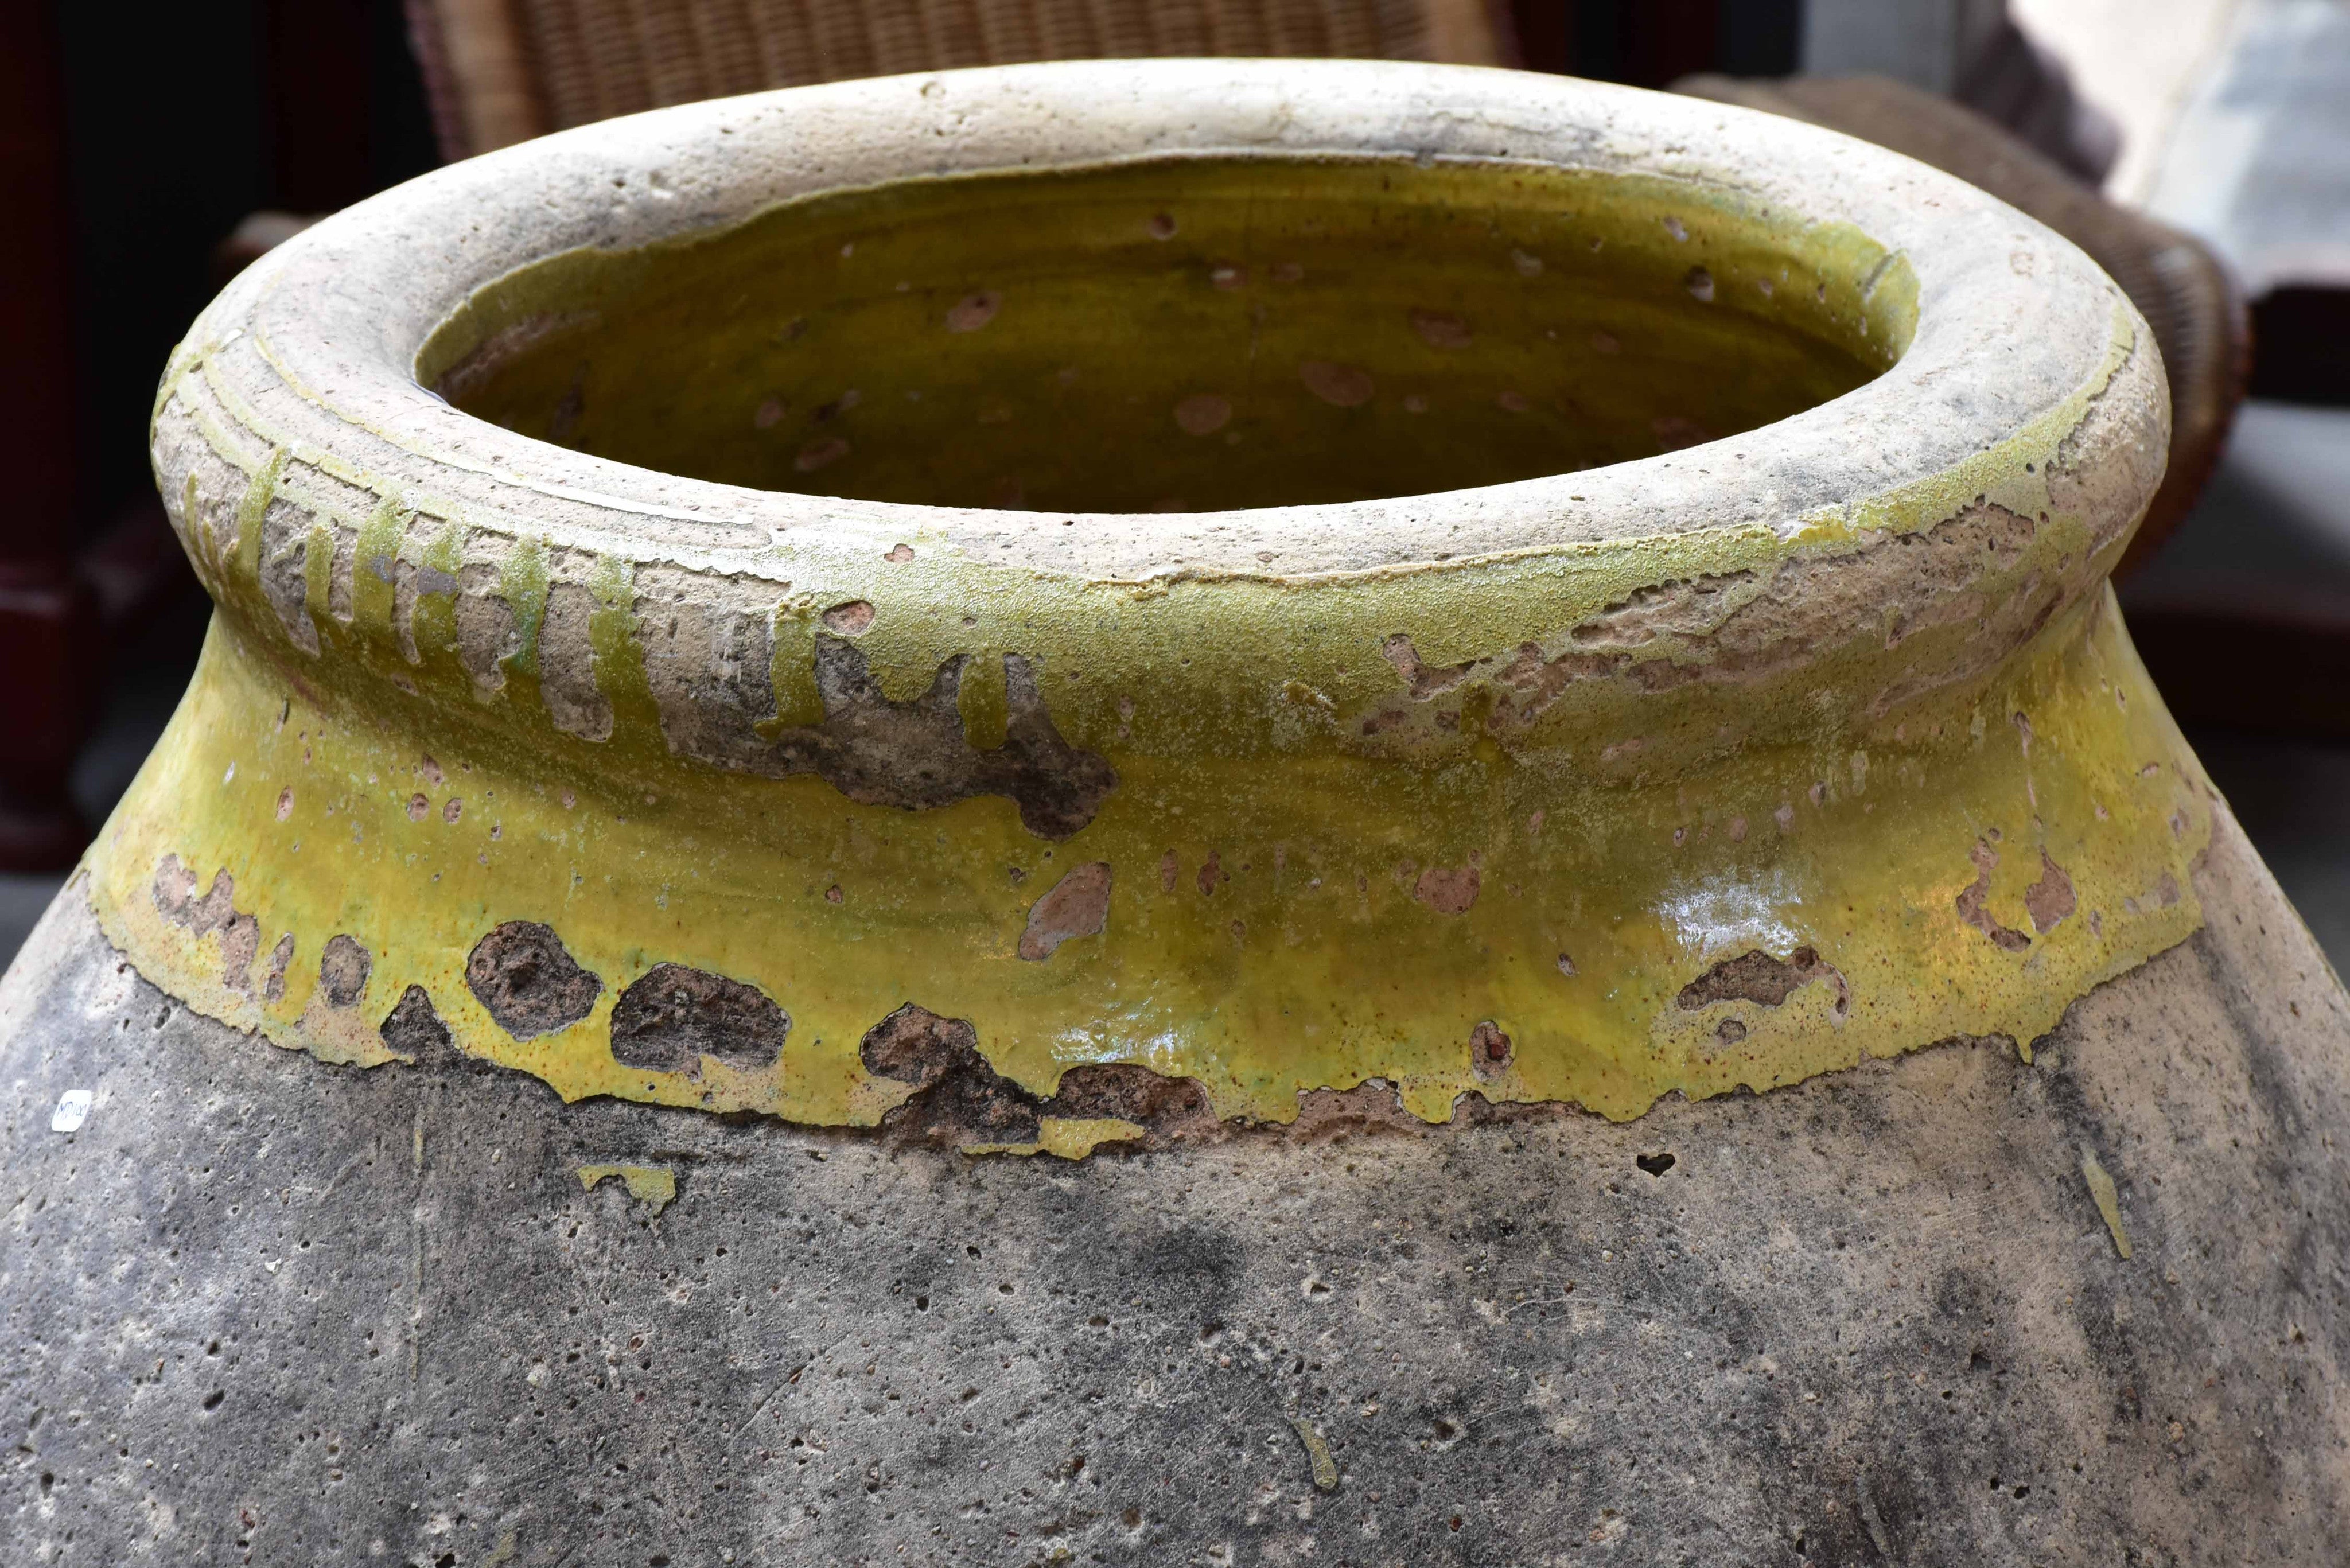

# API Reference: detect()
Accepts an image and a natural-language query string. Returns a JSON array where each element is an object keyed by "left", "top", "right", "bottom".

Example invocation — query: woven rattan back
[{"left": 410, "top": 0, "right": 1515, "bottom": 158}]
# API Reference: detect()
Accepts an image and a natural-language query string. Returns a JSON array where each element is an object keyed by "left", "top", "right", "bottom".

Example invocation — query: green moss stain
[
  {"left": 410, "top": 520, "right": 466, "bottom": 678},
  {"left": 590, "top": 553, "right": 663, "bottom": 737},
  {"left": 302, "top": 519, "right": 337, "bottom": 629},
  {"left": 352, "top": 497, "right": 405, "bottom": 638},
  {"left": 499, "top": 536, "right": 551, "bottom": 679},
  {"left": 231, "top": 448, "right": 286, "bottom": 581}
]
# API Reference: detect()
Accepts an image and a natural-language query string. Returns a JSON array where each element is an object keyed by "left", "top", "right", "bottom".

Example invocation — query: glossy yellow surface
[
  {"left": 92, "top": 154, "right": 2204, "bottom": 1145},
  {"left": 87, "top": 572, "right": 2205, "bottom": 1132},
  {"left": 426, "top": 159, "right": 1901, "bottom": 512}
]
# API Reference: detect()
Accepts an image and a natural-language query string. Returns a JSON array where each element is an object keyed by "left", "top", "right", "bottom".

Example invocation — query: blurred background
[{"left": 3, "top": 0, "right": 2345, "bottom": 969}]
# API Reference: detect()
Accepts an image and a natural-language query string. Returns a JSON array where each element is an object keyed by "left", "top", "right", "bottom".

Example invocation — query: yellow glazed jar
[{"left": 6, "top": 61, "right": 2345, "bottom": 1565}]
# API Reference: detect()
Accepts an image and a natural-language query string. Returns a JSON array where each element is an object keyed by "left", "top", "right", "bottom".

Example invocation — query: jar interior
[{"left": 422, "top": 155, "right": 1915, "bottom": 514}]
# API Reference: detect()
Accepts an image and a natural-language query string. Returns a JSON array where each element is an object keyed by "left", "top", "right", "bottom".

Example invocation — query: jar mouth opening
[{"left": 418, "top": 153, "right": 1917, "bottom": 520}]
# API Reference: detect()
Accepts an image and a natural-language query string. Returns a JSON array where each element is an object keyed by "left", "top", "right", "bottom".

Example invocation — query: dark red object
[
  {"left": 263, "top": 0, "right": 380, "bottom": 211},
  {"left": 0, "top": 565, "right": 99, "bottom": 867},
  {"left": 0, "top": 2, "right": 97, "bottom": 868},
  {"left": 1510, "top": 0, "right": 1797, "bottom": 84},
  {"left": 2250, "top": 286, "right": 2350, "bottom": 407}
]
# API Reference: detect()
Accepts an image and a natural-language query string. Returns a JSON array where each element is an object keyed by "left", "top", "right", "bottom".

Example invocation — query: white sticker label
[{"left": 50, "top": 1090, "right": 94, "bottom": 1133}]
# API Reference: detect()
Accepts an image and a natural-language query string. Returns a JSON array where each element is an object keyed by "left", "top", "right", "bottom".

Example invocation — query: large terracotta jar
[{"left": 6, "top": 60, "right": 2347, "bottom": 1565}]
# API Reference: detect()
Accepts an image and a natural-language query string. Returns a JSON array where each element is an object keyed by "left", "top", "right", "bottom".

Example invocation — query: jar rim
[{"left": 179, "top": 58, "right": 2154, "bottom": 584}]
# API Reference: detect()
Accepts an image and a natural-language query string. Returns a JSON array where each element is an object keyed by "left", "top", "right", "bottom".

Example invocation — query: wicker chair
[{"left": 406, "top": 0, "right": 1519, "bottom": 159}]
